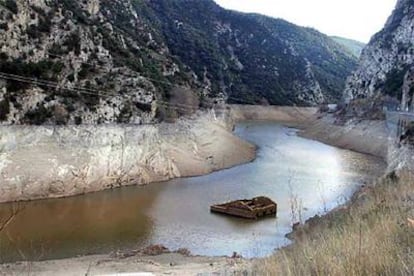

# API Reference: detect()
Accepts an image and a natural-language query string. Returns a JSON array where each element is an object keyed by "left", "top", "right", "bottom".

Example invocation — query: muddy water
[{"left": 0, "top": 122, "right": 385, "bottom": 262}]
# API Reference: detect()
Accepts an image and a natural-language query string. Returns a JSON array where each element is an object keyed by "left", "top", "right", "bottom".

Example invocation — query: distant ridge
[{"left": 331, "top": 36, "right": 366, "bottom": 58}]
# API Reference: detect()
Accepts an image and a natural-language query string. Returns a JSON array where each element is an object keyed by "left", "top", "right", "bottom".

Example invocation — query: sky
[{"left": 214, "top": 0, "right": 398, "bottom": 43}]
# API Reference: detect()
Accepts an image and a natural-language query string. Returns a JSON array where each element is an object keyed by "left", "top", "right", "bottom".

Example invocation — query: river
[{"left": 0, "top": 121, "right": 385, "bottom": 262}]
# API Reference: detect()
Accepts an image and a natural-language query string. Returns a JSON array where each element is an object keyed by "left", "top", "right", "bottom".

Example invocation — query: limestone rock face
[
  {"left": 343, "top": 0, "right": 414, "bottom": 108},
  {"left": 0, "top": 111, "right": 255, "bottom": 203},
  {"left": 0, "top": 0, "right": 188, "bottom": 125}
]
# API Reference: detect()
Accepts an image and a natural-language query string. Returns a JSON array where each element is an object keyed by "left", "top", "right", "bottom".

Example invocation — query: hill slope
[
  {"left": 331, "top": 36, "right": 365, "bottom": 58},
  {"left": 0, "top": 0, "right": 357, "bottom": 124},
  {"left": 144, "top": 0, "right": 358, "bottom": 105}
]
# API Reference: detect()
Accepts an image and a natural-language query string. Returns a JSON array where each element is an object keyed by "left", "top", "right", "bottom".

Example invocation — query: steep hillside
[
  {"left": 143, "top": 0, "right": 358, "bottom": 106},
  {"left": 0, "top": 0, "right": 199, "bottom": 125},
  {"left": 331, "top": 36, "right": 365, "bottom": 58},
  {"left": 0, "top": 0, "right": 357, "bottom": 125},
  {"left": 343, "top": 0, "right": 414, "bottom": 118}
]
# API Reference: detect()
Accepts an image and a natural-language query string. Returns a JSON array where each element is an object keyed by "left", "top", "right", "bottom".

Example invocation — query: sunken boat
[{"left": 210, "top": 196, "right": 277, "bottom": 219}]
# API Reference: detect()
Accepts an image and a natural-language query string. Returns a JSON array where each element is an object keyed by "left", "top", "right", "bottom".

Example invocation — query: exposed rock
[
  {"left": 0, "top": 0, "right": 357, "bottom": 125},
  {"left": 142, "top": 245, "right": 171, "bottom": 256},
  {"left": 343, "top": 0, "right": 414, "bottom": 116},
  {"left": 401, "top": 66, "right": 414, "bottom": 111},
  {"left": 0, "top": 110, "right": 256, "bottom": 203},
  {"left": 0, "top": 0, "right": 194, "bottom": 125}
]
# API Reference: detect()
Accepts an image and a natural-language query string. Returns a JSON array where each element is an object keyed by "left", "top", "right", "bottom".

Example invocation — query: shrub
[
  {"left": 63, "top": 32, "right": 81, "bottom": 55},
  {"left": 74, "top": 116, "right": 82, "bottom": 125},
  {"left": 37, "top": 16, "right": 52, "bottom": 33},
  {"left": 23, "top": 105, "right": 52, "bottom": 125},
  {"left": 4, "top": 0, "right": 18, "bottom": 14},
  {"left": 0, "top": 99, "right": 10, "bottom": 121},
  {"left": 67, "top": 73, "right": 75, "bottom": 82},
  {"left": 49, "top": 43, "right": 70, "bottom": 56},
  {"left": 0, "top": 22, "right": 8, "bottom": 31},
  {"left": 135, "top": 101, "right": 152, "bottom": 112},
  {"left": 0, "top": 52, "right": 8, "bottom": 60},
  {"left": 78, "top": 63, "right": 91, "bottom": 79},
  {"left": 380, "top": 67, "right": 408, "bottom": 99},
  {"left": 51, "top": 62, "right": 64, "bottom": 74},
  {"left": 26, "top": 24, "right": 39, "bottom": 39}
]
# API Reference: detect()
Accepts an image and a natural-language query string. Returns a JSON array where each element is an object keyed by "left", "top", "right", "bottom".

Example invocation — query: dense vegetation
[
  {"left": 0, "top": 0, "right": 18, "bottom": 14},
  {"left": 137, "top": 0, "right": 358, "bottom": 105},
  {"left": 377, "top": 66, "right": 409, "bottom": 99}
]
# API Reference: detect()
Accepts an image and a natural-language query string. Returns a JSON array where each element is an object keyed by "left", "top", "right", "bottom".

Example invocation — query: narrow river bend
[{"left": 0, "top": 121, "right": 385, "bottom": 262}]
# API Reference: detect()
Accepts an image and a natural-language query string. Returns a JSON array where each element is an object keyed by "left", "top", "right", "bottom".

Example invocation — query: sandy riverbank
[{"left": 0, "top": 252, "right": 252, "bottom": 276}]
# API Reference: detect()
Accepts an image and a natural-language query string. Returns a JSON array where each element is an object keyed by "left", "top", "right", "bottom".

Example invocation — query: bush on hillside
[{"left": 4, "top": 0, "right": 18, "bottom": 14}]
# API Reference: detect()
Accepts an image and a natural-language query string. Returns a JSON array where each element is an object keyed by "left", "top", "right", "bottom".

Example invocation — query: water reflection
[
  {"left": 0, "top": 185, "right": 159, "bottom": 262},
  {"left": 0, "top": 122, "right": 385, "bottom": 262}
]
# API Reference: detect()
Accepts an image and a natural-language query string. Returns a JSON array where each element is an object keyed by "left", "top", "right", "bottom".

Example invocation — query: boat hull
[{"left": 210, "top": 196, "right": 277, "bottom": 219}]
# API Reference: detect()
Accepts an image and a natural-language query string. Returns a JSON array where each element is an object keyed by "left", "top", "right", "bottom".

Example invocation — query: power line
[
  {"left": 5, "top": 5, "right": 326, "bottom": 115},
  {"left": 0, "top": 74, "right": 208, "bottom": 115},
  {"left": 0, "top": 72, "right": 108, "bottom": 96},
  {"left": 0, "top": 71, "right": 324, "bottom": 116},
  {"left": 0, "top": 71, "right": 321, "bottom": 124},
  {"left": 0, "top": 71, "right": 232, "bottom": 112},
  {"left": 0, "top": 70, "right": 330, "bottom": 129},
  {"left": 0, "top": 70, "right": 261, "bottom": 106}
]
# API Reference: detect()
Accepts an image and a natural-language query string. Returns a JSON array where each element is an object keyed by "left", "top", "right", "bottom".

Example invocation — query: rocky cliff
[
  {"left": 343, "top": 0, "right": 414, "bottom": 118},
  {"left": 0, "top": 0, "right": 357, "bottom": 125},
  {"left": 0, "top": 0, "right": 196, "bottom": 125}
]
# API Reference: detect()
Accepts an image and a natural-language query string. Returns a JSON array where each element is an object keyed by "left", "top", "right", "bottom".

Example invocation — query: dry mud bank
[
  {"left": 229, "top": 105, "right": 388, "bottom": 159},
  {"left": 300, "top": 115, "right": 389, "bottom": 159},
  {"left": 0, "top": 111, "right": 255, "bottom": 203},
  {"left": 228, "top": 104, "right": 317, "bottom": 126},
  {"left": 0, "top": 253, "right": 252, "bottom": 276}
]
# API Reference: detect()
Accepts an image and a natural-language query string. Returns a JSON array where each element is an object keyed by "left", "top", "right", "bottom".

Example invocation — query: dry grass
[{"left": 256, "top": 171, "right": 414, "bottom": 275}]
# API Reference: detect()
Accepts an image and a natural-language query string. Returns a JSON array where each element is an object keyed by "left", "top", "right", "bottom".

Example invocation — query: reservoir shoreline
[
  {"left": 229, "top": 105, "right": 388, "bottom": 160},
  {"left": 0, "top": 105, "right": 391, "bottom": 275},
  {"left": 0, "top": 105, "right": 388, "bottom": 204},
  {"left": 0, "top": 110, "right": 256, "bottom": 203}
]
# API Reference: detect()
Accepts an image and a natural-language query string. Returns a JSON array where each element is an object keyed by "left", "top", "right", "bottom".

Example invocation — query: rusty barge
[{"left": 210, "top": 196, "right": 277, "bottom": 219}]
